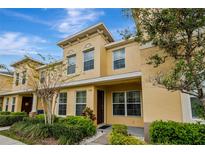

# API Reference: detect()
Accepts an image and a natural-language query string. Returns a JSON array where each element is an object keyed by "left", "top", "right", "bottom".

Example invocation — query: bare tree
[{"left": 26, "top": 55, "right": 79, "bottom": 124}]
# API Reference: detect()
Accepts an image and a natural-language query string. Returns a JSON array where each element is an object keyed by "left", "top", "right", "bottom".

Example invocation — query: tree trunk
[{"left": 42, "top": 99, "right": 47, "bottom": 124}]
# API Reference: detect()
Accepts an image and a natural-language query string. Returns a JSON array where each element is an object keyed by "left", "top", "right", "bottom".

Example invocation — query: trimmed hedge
[
  {"left": 59, "top": 116, "right": 96, "bottom": 137},
  {"left": 0, "top": 115, "right": 26, "bottom": 127},
  {"left": 109, "top": 132, "right": 145, "bottom": 145},
  {"left": 112, "top": 124, "right": 128, "bottom": 135},
  {"left": 149, "top": 120, "right": 205, "bottom": 145},
  {"left": 0, "top": 111, "right": 11, "bottom": 115},
  {"left": 109, "top": 124, "right": 145, "bottom": 145}
]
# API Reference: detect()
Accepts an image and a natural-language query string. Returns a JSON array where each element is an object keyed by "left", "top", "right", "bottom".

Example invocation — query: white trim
[
  {"left": 37, "top": 60, "right": 63, "bottom": 70},
  {"left": 105, "top": 37, "right": 136, "bottom": 49},
  {"left": 112, "top": 48, "right": 126, "bottom": 70},
  {"left": 83, "top": 48, "right": 95, "bottom": 72},
  {"left": 75, "top": 90, "right": 87, "bottom": 116},
  {"left": 57, "top": 23, "right": 114, "bottom": 46},
  {"left": 0, "top": 72, "right": 13, "bottom": 78},
  {"left": 61, "top": 71, "right": 142, "bottom": 88},
  {"left": 111, "top": 90, "right": 142, "bottom": 117},
  {"left": 11, "top": 56, "right": 44, "bottom": 67},
  {"left": 0, "top": 72, "right": 142, "bottom": 96}
]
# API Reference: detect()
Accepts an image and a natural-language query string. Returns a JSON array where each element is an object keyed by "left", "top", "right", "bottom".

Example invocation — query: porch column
[{"left": 31, "top": 93, "right": 37, "bottom": 113}]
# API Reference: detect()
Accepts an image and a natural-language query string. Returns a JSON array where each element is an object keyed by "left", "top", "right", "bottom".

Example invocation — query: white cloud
[
  {"left": 0, "top": 32, "right": 48, "bottom": 56},
  {"left": 54, "top": 9, "right": 104, "bottom": 37},
  {"left": 0, "top": 9, "right": 51, "bottom": 26}
]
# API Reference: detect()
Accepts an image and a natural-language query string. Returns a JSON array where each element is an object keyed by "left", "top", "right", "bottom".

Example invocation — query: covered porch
[{"left": 93, "top": 76, "right": 144, "bottom": 128}]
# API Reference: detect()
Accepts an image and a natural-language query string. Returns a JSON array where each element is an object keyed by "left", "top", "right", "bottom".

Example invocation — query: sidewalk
[{"left": 0, "top": 126, "right": 25, "bottom": 145}]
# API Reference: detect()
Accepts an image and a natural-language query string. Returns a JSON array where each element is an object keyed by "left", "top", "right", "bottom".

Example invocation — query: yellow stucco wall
[
  {"left": 12, "top": 60, "right": 41, "bottom": 91},
  {"left": 105, "top": 42, "right": 141, "bottom": 76},
  {"left": 104, "top": 82, "right": 144, "bottom": 127},
  {"left": 0, "top": 74, "right": 13, "bottom": 92},
  {"left": 2, "top": 95, "right": 21, "bottom": 112},
  {"left": 58, "top": 85, "right": 95, "bottom": 116},
  {"left": 62, "top": 34, "right": 107, "bottom": 82},
  {"left": 140, "top": 46, "right": 183, "bottom": 123}
]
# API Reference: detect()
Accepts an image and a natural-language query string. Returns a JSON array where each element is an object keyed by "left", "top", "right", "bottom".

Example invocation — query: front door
[
  {"left": 97, "top": 90, "right": 104, "bottom": 124},
  {"left": 21, "top": 97, "right": 33, "bottom": 114}
]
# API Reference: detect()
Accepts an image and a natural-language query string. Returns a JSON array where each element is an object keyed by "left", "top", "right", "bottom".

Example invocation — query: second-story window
[
  {"left": 113, "top": 48, "right": 125, "bottom": 70},
  {"left": 67, "top": 54, "right": 76, "bottom": 75},
  {"left": 40, "top": 71, "right": 45, "bottom": 83},
  {"left": 22, "top": 71, "right": 26, "bottom": 84},
  {"left": 15, "top": 73, "right": 19, "bottom": 86},
  {"left": 83, "top": 48, "right": 94, "bottom": 71}
]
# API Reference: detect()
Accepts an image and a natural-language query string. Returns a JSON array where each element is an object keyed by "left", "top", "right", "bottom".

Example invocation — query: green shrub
[
  {"left": 112, "top": 124, "right": 128, "bottom": 135},
  {"left": 10, "top": 112, "right": 27, "bottom": 116},
  {"left": 50, "top": 123, "right": 84, "bottom": 144},
  {"left": 149, "top": 120, "right": 205, "bottom": 145},
  {"left": 11, "top": 122, "right": 51, "bottom": 139},
  {"left": 0, "top": 115, "right": 26, "bottom": 126},
  {"left": 109, "top": 124, "right": 145, "bottom": 145},
  {"left": 60, "top": 116, "right": 96, "bottom": 137},
  {"left": 0, "top": 111, "right": 11, "bottom": 115},
  {"left": 35, "top": 114, "right": 59, "bottom": 123},
  {"left": 109, "top": 132, "right": 145, "bottom": 145},
  {"left": 82, "top": 107, "right": 96, "bottom": 121},
  {"left": 23, "top": 117, "right": 44, "bottom": 124},
  {"left": 11, "top": 121, "right": 85, "bottom": 144}
]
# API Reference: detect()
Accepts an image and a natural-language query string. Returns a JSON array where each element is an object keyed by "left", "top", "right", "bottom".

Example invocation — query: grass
[{"left": 0, "top": 130, "right": 36, "bottom": 145}]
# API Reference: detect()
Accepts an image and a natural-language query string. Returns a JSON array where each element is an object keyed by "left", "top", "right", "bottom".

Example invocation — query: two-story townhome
[
  {"left": 0, "top": 23, "right": 202, "bottom": 140},
  {"left": 0, "top": 71, "right": 13, "bottom": 111}
]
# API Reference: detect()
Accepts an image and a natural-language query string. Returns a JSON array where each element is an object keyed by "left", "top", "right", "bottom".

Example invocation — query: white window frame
[
  {"left": 75, "top": 90, "right": 87, "bottom": 116},
  {"left": 5, "top": 98, "right": 9, "bottom": 111},
  {"left": 11, "top": 97, "right": 16, "bottom": 112},
  {"left": 15, "top": 73, "right": 19, "bottom": 86},
  {"left": 58, "top": 92, "right": 67, "bottom": 116},
  {"left": 67, "top": 54, "right": 76, "bottom": 75},
  {"left": 83, "top": 48, "right": 94, "bottom": 72},
  {"left": 22, "top": 70, "right": 26, "bottom": 85},
  {"left": 112, "top": 48, "right": 126, "bottom": 70},
  {"left": 112, "top": 90, "right": 142, "bottom": 117}
]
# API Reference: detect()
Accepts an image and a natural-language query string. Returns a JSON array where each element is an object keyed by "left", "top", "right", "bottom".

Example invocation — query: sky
[{"left": 0, "top": 8, "right": 135, "bottom": 68}]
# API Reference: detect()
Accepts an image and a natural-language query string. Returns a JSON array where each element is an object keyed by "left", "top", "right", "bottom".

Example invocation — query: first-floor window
[
  {"left": 5, "top": 98, "right": 9, "bottom": 111},
  {"left": 76, "top": 91, "right": 86, "bottom": 116},
  {"left": 11, "top": 97, "right": 16, "bottom": 112},
  {"left": 112, "top": 91, "right": 141, "bottom": 116},
  {"left": 190, "top": 97, "right": 204, "bottom": 119},
  {"left": 58, "top": 93, "right": 67, "bottom": 115}
]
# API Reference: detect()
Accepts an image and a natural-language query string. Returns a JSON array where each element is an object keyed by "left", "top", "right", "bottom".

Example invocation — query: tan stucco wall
[
  {"left": 58, "top": 85, "right": 95, "bottom": 116},
  {"left": 2, "top": 95, "right": 21, "bottom": 112},
  {"left": 104, "top": 82, "right": 144, "bottom": 127},
  {"left": 62, "top": 34, "right": 107, "bottom": 82},
  {"left": 140, "top": 47, "right": 183, "bottom": 123},
  {"left": 0, "top": 74, "right": 13, "bottom": 92},
  {"left": 12, "top": 60, "right": 41, "bottom": 91},
  {"left": 105, "top": 42, "right": 141, "bottom": 76}
]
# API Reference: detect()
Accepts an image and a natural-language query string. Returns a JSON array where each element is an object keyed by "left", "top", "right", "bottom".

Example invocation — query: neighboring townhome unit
[{"left": 0, "top": 23, "right": 203, "bottom": 140}]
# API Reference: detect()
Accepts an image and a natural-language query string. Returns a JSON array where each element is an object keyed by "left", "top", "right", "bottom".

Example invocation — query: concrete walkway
[
  {"left": 81, "top": 125, "right": 144, "bottom": 145},
  {"left": 0, "top": 127, "right": 25, "bottom": 145}
]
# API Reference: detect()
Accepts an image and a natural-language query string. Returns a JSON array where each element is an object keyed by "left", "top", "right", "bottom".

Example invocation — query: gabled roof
[
  {"left": 11, "top": 56, "right": 45, "bottom": 67},
  {"left": 37, "top": 60, "right": 63, "bottom": 70},
  {"left": 0, "top": 71, "right": 13, "bottom": 77},
  {"left": 57, "top": 22, "right": 114, "bottom": 47}
]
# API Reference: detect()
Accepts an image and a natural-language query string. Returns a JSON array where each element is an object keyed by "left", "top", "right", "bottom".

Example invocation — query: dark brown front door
[
  {"left": 97, "top": 90, "right": 104, "bottom": 124},
  {"left": 21, "top": 97, "right": 33, "bottom": 114}
]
